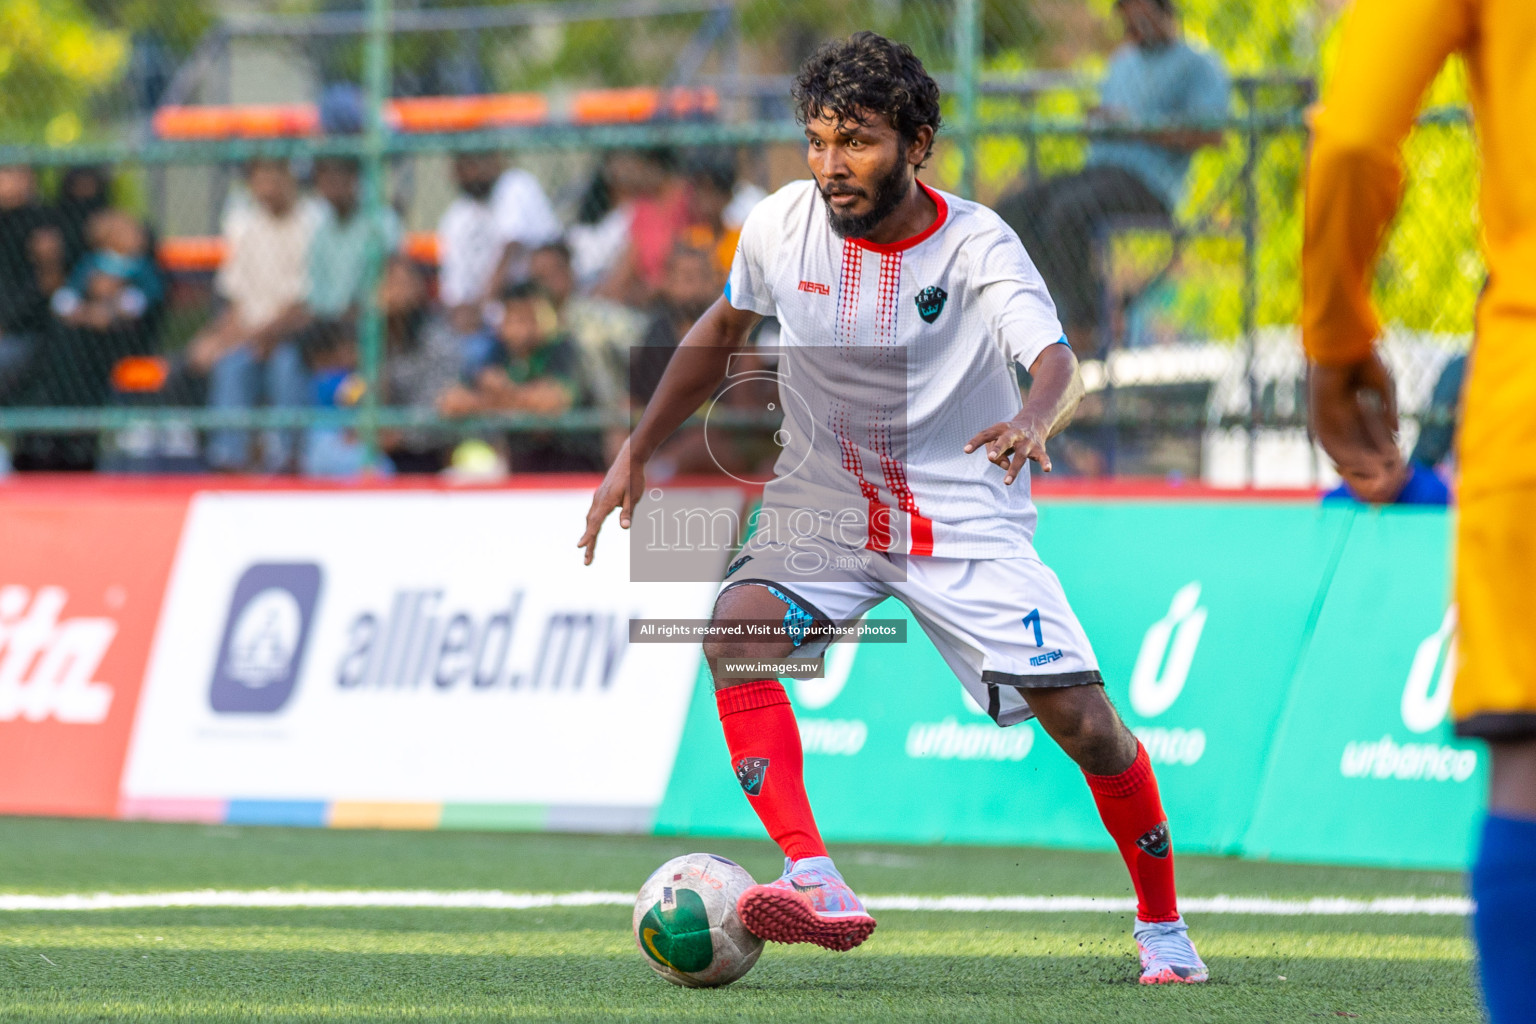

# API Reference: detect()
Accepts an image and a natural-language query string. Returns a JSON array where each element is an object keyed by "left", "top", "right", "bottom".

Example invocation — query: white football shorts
[{"left": 716, "top": 531, "right": 1101, "bottom": 726}]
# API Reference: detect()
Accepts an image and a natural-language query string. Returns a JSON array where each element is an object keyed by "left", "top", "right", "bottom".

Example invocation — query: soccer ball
[{"left": 632, "top": 852, "right": 765, "bottom": 987}]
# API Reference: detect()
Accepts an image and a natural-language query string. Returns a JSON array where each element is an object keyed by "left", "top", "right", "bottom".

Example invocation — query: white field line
[{"left": 0, "top": 890, "right": 1473, "bottom": 916}]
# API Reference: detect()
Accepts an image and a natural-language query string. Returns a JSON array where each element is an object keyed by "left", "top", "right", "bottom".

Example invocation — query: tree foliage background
[{"left": 0, "top": 0, "right": 214, "bottom": 145}]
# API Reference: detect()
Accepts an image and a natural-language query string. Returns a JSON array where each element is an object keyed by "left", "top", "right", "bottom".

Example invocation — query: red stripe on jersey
[
  {"left": 832, "top": 241, "right": 889, "bottom": 550},
  {"left": 835, "top": 239, "right": 862, "bottom": 347},
  {"left": 909, "top": 511, "right": 935, "bottom": 556},
  {"left": 870, "top": 251, "right": 934, "bottom": 556},
  {"left": 876, "top": 251, "right": 901, "bottom": 346},
  {"left": 870, "top": 427, "right": 934, "bottom": 557},
  {"left": 830, "top": 399, "right": 889, "bottom": 551}
]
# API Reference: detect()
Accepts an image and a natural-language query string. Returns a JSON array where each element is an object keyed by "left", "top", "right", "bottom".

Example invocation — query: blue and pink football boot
[{"left": 736, "top": 855, "right": 877, "bottom": 951}]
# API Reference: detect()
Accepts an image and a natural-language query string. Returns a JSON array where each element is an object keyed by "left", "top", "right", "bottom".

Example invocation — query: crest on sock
[
  {"left": 734, "top": 756, "right": 770, "bottom": 796},
  {"left": 1136, "top": 821, "right": 1171, "bottom": 858}
]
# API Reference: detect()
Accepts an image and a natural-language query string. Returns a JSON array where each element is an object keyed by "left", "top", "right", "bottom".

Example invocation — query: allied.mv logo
[
  {"left": 915, "top": 286, "right": 948, "bottom": 324},
  {"left": 209, "top": 563, "right": 322, "bottom": 714}
]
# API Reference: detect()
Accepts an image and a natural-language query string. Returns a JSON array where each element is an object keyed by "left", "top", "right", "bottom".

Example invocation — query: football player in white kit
[{"left": 580, "top": 31, "right": 1207, "bottom": 984}]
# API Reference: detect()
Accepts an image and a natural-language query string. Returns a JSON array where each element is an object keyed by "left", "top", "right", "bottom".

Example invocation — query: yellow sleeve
[{"left": 1302, "top": 0, "right": 1476, "bottom": 366}]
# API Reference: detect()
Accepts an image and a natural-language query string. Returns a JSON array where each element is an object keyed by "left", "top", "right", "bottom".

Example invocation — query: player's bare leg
[
  {"left": 1026, "top": 684, "right": 1208, "bottom": 984},
  {"left": 704, "top": 584, "right": 876, "bottom": 952},
  {"left": 1486, "top": 739, "right": 1536, "bottom": 820}
]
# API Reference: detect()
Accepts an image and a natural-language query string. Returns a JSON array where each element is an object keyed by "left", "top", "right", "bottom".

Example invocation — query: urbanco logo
[
  {"left": 1338, "top": 605, "right": 1476, "bottom": 783},
  {"left": 0, "top": 584, "right": 117, "bottom": 724},
  {"left": 902, "top": 676, "right": 1038, "bottom": 763},
  {"left": 1401, "top": 605, "right": 1456, "bottom": 734},
  {"left": 209, "top": 564, "right": 322, "bottom": 714},
  {"left": 1130, "top": 582, "right": 1207, "bottom": 719}
]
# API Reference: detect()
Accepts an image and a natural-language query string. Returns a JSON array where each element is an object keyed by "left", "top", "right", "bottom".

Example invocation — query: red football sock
[
  {"left": 716, "top": 679, "right": 827, "bottom": 862},
  {"left": 1083, "top": 742, "right": 1179, "bottom": 923}
]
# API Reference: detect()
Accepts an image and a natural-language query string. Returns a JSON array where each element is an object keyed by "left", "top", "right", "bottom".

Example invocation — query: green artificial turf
[{"left": 0, "top": 818, "right": 1480, "bottom": 1023}]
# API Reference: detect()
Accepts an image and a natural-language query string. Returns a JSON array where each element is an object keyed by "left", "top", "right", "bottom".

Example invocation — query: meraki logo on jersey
[{"left": 915, "top": 285, "right": 947, "bottom": 324}]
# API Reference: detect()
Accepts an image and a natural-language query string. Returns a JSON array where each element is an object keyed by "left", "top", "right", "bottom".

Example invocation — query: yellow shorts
[{"left": 1453, "top": 484, "right": 1536, "bottom": 739}]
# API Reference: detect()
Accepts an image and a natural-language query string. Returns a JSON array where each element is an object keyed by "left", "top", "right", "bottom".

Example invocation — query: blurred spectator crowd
[{"left": 0, "top": 146, "right": 765, "bottom": 477}]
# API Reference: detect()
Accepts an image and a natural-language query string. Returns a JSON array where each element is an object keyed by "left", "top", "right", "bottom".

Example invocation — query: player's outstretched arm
[
  {"left": 965, "top": 342, "right": 1083, "bottom": 485},
  {"left": 578, "top": 296, "right": 762, "bottom": 564},
  {"left": 1302, "top": 0, "right": 1471, "bottom": 503}
]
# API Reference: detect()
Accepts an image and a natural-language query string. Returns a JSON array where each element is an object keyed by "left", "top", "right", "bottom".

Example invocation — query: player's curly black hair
[{"left": 792, "top": 31, "right": 942, "bottom": 168}]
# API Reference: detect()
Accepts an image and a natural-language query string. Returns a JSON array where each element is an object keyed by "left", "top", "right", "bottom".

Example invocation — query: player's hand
[
  {"left": 578, "top": 439, "right": 646, "bottom": 565},
  {"left": 964, "top": 416, "right": 1051, "bottom": 484},
  {"left": 1308, "top": 352, "right": 1408, "bottom": 504}
]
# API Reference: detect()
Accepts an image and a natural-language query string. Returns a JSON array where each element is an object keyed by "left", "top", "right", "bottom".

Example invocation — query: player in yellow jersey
[{"left": 1302, "top": 1, "right": 1536, "bottom": 1019}]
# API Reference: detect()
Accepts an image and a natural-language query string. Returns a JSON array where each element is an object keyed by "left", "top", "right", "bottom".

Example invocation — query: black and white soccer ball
[{"left": 632, "top": 852, "right": 764, "bottom": 987}]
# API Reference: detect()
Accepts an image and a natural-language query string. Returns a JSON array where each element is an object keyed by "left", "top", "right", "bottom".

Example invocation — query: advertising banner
[
  {"left": 121, "top": 490, "right": 731, "bottom": 828},
  {"left": 1040, "top": 502, "right": 1355, "bottom": 854},
  {"left": 0, "top": 493, "right": 188, "bottom": 816},
  {"left": 657, "top": 502, "right": 1482, "bottom": 868},
  {"left": 1244, "top": 510, "right": 1482, "bottom": 868},
  {"left": 0, "top": 478, "right": 1481, "bottom": 869}
]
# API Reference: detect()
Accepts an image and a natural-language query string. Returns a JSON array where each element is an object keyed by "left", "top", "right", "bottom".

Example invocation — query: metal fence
[{"left": 0, "top": 0, "right": 1479, "bottom": 483}]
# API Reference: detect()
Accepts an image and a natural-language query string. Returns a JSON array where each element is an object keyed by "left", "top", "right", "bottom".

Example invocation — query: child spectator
[
  {"left": 298, "top": 318, "right": 371, "bottom": 478},
  {"left": 50, "top": 210, "right": 162, "bottom": 333},
  {"left": 300, "top": 259, "right": 464, "bottom": 478},
  {"left": 436, "top": 281, "right": 602, "bottom": 472},
  {"left": 38, "top": 207, "right": 163, "bottom": 411},
  {"left": 12, "top": 206, "right": 163, "bottom": 471},
  {"left": 437, "top": 151, "right": 561, "bottom": 337},
  {"left": 189, "top": 157, "right": 322, "bottom": 472}
]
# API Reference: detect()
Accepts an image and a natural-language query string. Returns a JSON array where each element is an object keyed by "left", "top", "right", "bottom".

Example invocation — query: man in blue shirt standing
[{"left": 998, "top": 0, "right": 1229, "bottom": 356}]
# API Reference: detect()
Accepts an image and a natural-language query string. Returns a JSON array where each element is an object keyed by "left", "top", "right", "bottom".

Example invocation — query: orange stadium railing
[{"left": 152, "top": 87, "right": 718, "bottom": 139}]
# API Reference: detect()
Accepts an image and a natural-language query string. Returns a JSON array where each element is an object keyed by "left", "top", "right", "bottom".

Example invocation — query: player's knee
[
  {"left": 705, "top": 584, "right": 802, "bottom": 664},
  {"left": 703, "top": 619, "right": 798, "bottom": 680},
  {"left": 1032, "top": 686, "right": 1134, "bottom": 771},
  {"left": 702, "top": 633, "right": 787, "bottom": 663},
  {"left": 1073, "top": 726, "right": 1133, "bottom": 775},
  {"left": 1049, "top": 702, "right": 1112, "bottom": 746}
]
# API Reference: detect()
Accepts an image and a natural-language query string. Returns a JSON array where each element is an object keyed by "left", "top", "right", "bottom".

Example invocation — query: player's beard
[{"left": 820, "top": 156, "right": 911, "bottom": 240}]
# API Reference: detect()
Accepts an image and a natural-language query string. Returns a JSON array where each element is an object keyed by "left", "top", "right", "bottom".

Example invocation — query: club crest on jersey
[
  {"left": 734, "top": 756, "right": 770, "bottom": 796},
  {"left": 915, "top": 285, "right": 948, "bottom": 324},
  {"left": 1137, "top": 821, "right": 1172, "bottom": 859}
]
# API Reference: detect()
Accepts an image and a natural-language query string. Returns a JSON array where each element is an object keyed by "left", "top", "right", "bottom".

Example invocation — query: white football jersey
[{"left": 725, "top": 179, "right": 1065, "bottom": 559}]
